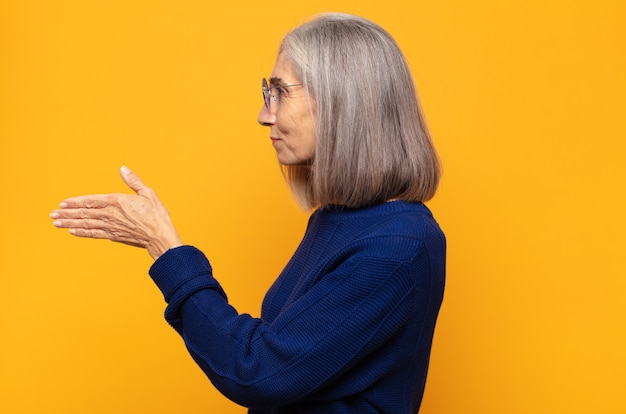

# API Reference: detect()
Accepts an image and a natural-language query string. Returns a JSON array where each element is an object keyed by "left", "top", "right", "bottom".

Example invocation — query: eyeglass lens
[{"left": 262, "top": 78, "right": 271, "bottom": 108}]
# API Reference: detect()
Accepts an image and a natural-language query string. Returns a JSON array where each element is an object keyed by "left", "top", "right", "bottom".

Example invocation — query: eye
[{"left": 273, "top": 85, "right": 287, "bottom": 98}]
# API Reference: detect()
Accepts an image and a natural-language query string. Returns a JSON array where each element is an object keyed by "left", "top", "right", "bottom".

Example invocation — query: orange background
[{"left": 1, "top": 0, "right": 625, "bottom": 413}]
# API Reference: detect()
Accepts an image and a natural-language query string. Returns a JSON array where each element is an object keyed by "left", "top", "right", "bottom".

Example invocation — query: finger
[
  {"left": 51, "top": 206, "right": 115, "bottom": 220},
  {"left": 120, "top": 165, "right": 154, "bottom": 198},
  {"left": 67, "top": 227, "right": 144, "bottom": 247},
  {"left": 53, "top": 216, "right": 143, "bottom": 244},
  {"left": 52, "top": 217, "right": 111, "bottom": 230},
  {"left": 59, "top": 194, "right": 119, "bottom": 209},
  {"left": 68, "top": 227, "right": 111, "bottom": 240}
]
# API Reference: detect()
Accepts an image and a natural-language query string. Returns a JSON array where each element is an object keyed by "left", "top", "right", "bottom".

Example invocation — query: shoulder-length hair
[{"left": 279, "top": 13, "right": 441, "bottom": 210}]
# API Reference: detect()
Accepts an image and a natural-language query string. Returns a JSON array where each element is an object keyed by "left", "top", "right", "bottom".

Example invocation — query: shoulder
[{"left": 313, "top": 201, "right": 445, "bottom": 263}]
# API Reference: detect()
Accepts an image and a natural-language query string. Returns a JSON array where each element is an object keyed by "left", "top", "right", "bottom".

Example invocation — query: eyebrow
[{"left": 269, "top": 77, "right": 285, "bottom": 86}]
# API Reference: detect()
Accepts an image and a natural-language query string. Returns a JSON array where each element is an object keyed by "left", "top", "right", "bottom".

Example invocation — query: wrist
[{"left": 148, "top": 235, "right": 183, "bottom": 261}]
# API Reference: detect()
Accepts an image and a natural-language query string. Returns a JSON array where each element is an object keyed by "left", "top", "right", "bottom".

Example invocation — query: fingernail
[
  {"left": 121, "top": 165, "right": 131, "bottom": 174},
  {"left": 53, "top": 220, "right": 62, "bottom": 227},
  {"left": 50, "top": 211, "right": 59, "bottom": 219},
  {"left": 59, "top": 202, "right": 68, "bottom": 208}
]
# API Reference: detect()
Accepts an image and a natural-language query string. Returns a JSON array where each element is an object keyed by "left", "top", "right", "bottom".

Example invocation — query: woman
[{"left": 51, "top": 13, "right": 445, "bottom": 414}]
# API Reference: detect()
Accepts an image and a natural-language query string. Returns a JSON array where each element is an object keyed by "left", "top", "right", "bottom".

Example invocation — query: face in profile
[{"left": 258, "top": 53, "right": 316, "bottom": 166}]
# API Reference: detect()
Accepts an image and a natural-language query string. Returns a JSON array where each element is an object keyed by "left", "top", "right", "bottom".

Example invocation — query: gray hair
[{"left": 279, "top": 13, "right": 441, "bottom": 209}]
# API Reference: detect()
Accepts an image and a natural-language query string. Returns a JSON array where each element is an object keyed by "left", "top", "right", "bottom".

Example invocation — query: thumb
[{"left": 120, "top": 165, "right": 151, "bottom": 197}]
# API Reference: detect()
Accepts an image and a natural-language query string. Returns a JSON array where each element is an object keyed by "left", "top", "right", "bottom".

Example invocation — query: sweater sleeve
[{"left": 149, "top": 241, "right": 432, "bottom": 408}]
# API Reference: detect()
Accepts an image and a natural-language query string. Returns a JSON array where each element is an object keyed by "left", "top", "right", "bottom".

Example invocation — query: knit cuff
[{"left": 149, "top": 245, "right": 213, "bottom": 303}]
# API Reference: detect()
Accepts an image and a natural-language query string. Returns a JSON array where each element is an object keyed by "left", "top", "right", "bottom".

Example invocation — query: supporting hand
[{"left": 51, "top": 166, "right": 183, "bottom": 260}]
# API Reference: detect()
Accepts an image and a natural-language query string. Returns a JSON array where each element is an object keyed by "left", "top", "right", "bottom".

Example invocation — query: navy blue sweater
[{"left": 149, "top": 201, "right": 445, "bottom": 413}]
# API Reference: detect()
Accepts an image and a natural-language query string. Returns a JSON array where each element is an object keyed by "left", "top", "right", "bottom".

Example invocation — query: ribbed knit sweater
[{"left": 149, "top": 201, "right": 446, "bottom": 413}]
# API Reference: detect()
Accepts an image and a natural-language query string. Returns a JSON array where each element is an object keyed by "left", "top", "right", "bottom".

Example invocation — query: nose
[{"left": 258, "top": 104, "right": 276, "bottom": 126}]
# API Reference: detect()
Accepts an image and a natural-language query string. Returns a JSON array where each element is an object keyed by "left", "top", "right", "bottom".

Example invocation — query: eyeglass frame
[{"left": 262, "top": 78, "right": 303, "bottom": 108}]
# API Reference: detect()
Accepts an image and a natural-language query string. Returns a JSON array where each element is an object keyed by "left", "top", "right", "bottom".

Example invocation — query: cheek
[
  {"left": 300, "top": 129, "right": 316, "bottom": 161},
  {"left": 305, "top": 115, "right": 317, "bottom": 151},
  {"left": 274, "top": 110, "right": 295, "bottom": 135}
]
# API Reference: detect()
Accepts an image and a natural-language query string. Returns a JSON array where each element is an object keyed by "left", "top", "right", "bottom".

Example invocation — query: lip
[{"left": 270, "top": 137, "right": 281, "bottom": 142}]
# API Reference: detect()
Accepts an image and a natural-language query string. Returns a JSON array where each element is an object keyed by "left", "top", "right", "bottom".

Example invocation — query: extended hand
[{"left": 51, "top": 166, "right": 183, "bottom": 260}]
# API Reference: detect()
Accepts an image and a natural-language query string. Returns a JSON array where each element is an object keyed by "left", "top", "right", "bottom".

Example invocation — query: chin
[
  {"left": 276, "top": 154, "right": 309, "bottom": 166},
  {"left": 279, "top": 159, "right": 312, "bottom": 166}
]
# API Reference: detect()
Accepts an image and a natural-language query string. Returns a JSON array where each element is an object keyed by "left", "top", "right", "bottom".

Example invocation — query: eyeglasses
[{"left": 262, "top": 78, "right": 303, "bottom": 108}]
